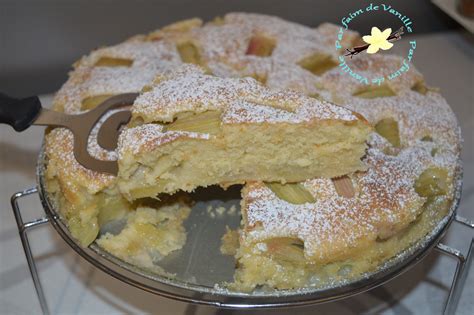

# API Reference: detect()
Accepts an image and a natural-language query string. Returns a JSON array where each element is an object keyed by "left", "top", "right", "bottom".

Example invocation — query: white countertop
[{"left": 0, "top": 31, "right": 473, "bottom": 315}]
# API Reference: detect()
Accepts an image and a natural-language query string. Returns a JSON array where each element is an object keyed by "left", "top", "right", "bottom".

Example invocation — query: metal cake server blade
[{"left": 0, "top": 92, "right": 139, "bottom": 175}]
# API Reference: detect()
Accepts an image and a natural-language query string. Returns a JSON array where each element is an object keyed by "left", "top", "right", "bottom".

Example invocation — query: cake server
[{"left": 0, "top": 92, "right": 138, "bottom": 175}]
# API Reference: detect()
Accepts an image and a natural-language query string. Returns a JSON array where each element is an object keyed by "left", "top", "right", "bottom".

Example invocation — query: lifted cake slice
[{"left": 117, "top": 65, "right": 371, "bottom": 200}]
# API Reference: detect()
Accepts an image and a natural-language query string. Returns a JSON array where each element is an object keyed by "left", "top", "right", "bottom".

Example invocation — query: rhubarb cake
[
  {"left": 43, "top": 13, "right": 461, "bottom": 289},
  {"left": 117, "top": 64, "right": 370, "bottom": 200}
]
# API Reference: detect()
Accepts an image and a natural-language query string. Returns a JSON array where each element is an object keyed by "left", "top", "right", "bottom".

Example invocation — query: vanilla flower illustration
[{"left": 362, "top": 27, "right": 394, "bottom": 54}]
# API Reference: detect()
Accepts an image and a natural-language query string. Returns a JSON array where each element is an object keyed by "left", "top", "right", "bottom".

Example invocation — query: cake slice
[
  {"left": 229, "top": 142, "right": 453, "bottom": 291},
  {"left": 117, "top": 65, "right": 371, "bottom": 200}
]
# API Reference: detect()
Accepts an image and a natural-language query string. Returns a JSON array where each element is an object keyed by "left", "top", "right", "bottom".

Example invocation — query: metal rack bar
[
  {"left": 455, "top": 215, "right": 474, "bottom": 228},
  {"left": 11, "top": 187, "right": 50, "bottom": 315},
  {"left": 435, "top": 215, "right": 474, "bottom": 315}
]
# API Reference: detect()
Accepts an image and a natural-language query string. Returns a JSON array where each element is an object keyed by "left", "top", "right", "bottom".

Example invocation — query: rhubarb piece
[
  {"left": 246, "top": 34, "right": 276, "bottom": 57},
  {"left": 95, "top": 57, "right": 133, "bottom": 67},
  {"left": 353, "top": 85, "right": 396, "bottom": 99},
  {"left": 298, "top": 53, "right": 338, "bottom": 75},
  {"left": 248, "top": 73, "right": 267, "bottom": 85},
  {"left": 265, "top": 237, "right": 306, "bottom": 264},
  {"left": 69, "top": 216, "right": 100, "bottom": 247},
  {"left": 163, "top": 111, "right": 221, "bottom": 135},
  {"left": 411, "top": 81, "right": 428, "bottom": 95},
  {"left": 177, "top": 41, "right": 203, "bottom": 65},
  {"left": 414, "top": 167, "right": 449, "bottom": 197},
  {"left": 265, "top": 182, "right": 316, "bottom": 204},
  {"left": 375, "top": 118, "right": 401, "bottom": 147},
  {"left": 332, "top": 176, "right": 355, "bottom": 197}
]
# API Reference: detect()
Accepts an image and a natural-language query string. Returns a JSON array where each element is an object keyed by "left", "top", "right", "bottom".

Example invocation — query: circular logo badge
[{"left": 335, "top": 3, "right": 417, "bottom": 85}]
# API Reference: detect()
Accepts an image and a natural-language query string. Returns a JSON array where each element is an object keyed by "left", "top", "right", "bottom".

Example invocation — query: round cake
[{"left": 44, "top": 13, "right": 461, "bottom": 291}]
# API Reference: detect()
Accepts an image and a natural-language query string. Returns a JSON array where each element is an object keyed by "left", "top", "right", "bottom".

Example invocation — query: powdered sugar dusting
[
  {"left": 242, "top": 143, "right": 453, "bottom": 262},
  {"left": 224, "top": 97, "right": 357, "bottom": 124},
  {"left": 53, "top": 41, "right": 182, "bottom": 114},
  {"left": 194, "top": 13, "right": 351, "bottom": 95},
  {"left": 320, "top": 87, "right": 461, "bottom": 153},
  {"left": 223, "top": 13, "right": 336, "bottom": 63},
  {"left": 132, "top": 64, "right": 358, "bottom": 124},
  {"left": 118, "top": 124, "right": 210, "bottom": 157}
]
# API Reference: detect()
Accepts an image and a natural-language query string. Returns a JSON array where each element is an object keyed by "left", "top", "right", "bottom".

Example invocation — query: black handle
[{"left": 0, "top": 93, "right": 42, "bottom": 132}]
